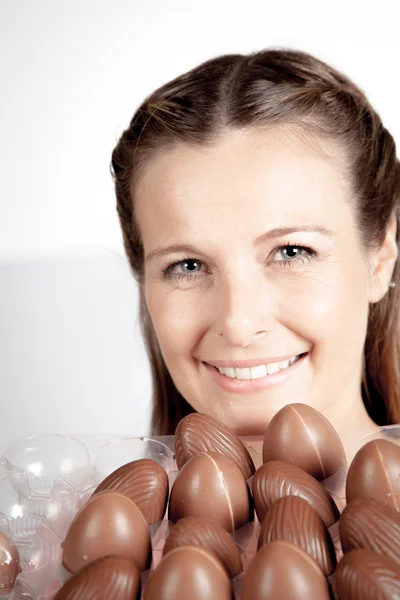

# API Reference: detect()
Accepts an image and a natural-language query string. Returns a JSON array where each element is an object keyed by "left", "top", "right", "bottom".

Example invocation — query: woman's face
[{"left": 135, "top": 127, "right": 378, "bottom": 435}]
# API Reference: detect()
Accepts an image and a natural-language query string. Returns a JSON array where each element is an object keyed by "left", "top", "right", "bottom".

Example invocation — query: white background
[{"left": 1, "top": 0, "right": 399, "bottom": 450}]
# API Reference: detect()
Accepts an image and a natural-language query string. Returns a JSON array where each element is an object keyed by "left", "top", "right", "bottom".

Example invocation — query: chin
[
  {"left": 211, "top": 408, "right": 270, "bottom": 438},
  {"left": 221, "top": 398, "right": 310, "bottom": 437},
  {"left": 234, "top": 422, "right": 269, "bottom": 437}
]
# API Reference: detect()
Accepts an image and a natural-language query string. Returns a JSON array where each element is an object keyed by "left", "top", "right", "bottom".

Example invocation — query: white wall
[{"left": 1, "top": 0, "right": 399, "bottom": 448}]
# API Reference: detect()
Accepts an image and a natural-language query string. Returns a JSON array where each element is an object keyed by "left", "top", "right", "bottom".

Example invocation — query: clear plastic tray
[{"left": 0, "top": 433, "right": 347, "bottom": 599}]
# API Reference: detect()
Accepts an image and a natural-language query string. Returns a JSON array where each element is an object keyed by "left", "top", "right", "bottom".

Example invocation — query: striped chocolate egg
[
  {"left": 340, "top": 497, "right": 400, "bottom": 565},
  {"left": 93, "top": 458, "right": 169, "bottom": 524},
  {"left": 54, "top": 556, "right": 140, "bottom": 600},
  {"left": 174, "top": 413, "right": 255, "bottom": 479},
  {"left": 258, "top": 495, "right": 336, "bottom": 576},
  {"left": 163, "top": 516, "right": 242, "bottom": 578},
  {"left": 335, "top": 549, "right": 400, "bottom": 599},
  {"left": 252, "top": 460, "right": 339, "bottom": 527}
]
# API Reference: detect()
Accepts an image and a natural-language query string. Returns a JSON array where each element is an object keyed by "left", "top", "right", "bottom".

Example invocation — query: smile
[
  {"left": 215, "top": 354, "right": 303, "bottom": 380},
  {"left": 203, "top": 353, "right": 308, "bottom": 394}
]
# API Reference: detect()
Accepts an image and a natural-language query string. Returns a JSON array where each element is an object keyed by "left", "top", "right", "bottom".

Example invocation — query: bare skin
[{"left": 136, "top": 127, "right": 397, "bottom": 459}]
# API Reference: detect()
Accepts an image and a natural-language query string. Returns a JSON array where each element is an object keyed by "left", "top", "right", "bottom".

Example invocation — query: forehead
[{"left": 134, "top": 127, "right": 351, "bottom": 244}]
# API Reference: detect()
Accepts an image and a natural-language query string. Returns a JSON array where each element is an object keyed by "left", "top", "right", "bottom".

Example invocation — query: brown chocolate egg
[
  {"left": 241, "top": 540, "right": 331, "bottom": 600},
  {"left": 144, "top": 545, "right": 232, "bottom": 600},
  {"left": 93, "top": 458, "right": 169, "bottom": 524},
  {"left": 168, "top": 452, "right": 253, "bottom": 532},
  {"left": 258, "top": 496, "right": 336, "bottom": 576},
  {"left": 252, "top": 460, "right": 339, "bottom": 527},
  {"left": 262, "top": 403, "right": 347, "bottom": 480},
  {"left": 0, "top": 532, "right": 20, "bottom": 594},
  {"left": 53, "top": 555, "right": 141, "bottom": 600},
  {"left": 174, "top": 412, "right": 255, "bottom": 479},
  {"left": 346, "top": 438, "right": 400, "bottom": 508},
  {"left": 335, "top": 549, "right": 400, "bottom": 599},
  {"left": 340, "top": 497, "right": 400, "bottom": 565},
  {"left": 62, "top": 491, "right": 151, "bottom": 574},
  {"left": 163, "top": 516, "right": 242, "bottom": 578}
]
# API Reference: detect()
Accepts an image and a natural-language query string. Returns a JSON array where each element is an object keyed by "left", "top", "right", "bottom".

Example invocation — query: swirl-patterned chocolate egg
[
  {"left": 174, "top": 412, "right": 255, "bottom": 479},
  {"left": 252, "top": 460, "right": 339, "bottom": 527},
  {"left": 335, "top": 549, "right": 400, "bottom": 599},
  {"left": 93, "top": 458, "right": 169, "bottom": 524},
  {"left": 163, "top": 516, "right": 242, "bottom": 578},
  {"left": 54, "top": 556, "right": 141, "bottom": 600},
  {"left": 258, "top": 495, "right": 336, "bottom": 576},
  {"left": 340, "top": 497, "right": 400, "bottom": 565}
]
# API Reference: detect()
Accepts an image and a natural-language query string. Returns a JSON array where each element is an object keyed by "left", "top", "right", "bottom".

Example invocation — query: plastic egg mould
[{"left": 0, "top": 431, "right": 353, "bottom": 599}]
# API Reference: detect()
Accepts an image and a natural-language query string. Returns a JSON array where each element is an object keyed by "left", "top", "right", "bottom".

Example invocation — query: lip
[
  {"left": 203, "top": 353, "right": 307, "bottom": 393},
  {"left": 206, "top": 354, "right": 304, "bottom": 369}
]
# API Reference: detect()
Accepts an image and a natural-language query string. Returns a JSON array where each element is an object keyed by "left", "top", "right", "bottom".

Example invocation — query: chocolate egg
[
  {"left": 53, "top": 555, "right": 141, "bottom": 600},
  {"left": 346, "top": 438, "right": 400, "bottom": 508},
  {"left": 0, "top": 532, "right": 20, "bottom": 594},
  {"left": 258, "top": 496, "right": 336, "bottom": 576},
  {"left": 262, "top": 403, "right": 346, "bottom": 480},
  {"left": 340, "top": 497, "right": 400, "bottom": 565},
  {"left": 163, "top": 516, "right": 242, "bottom": 578},
  {"left": 175, "top": 413, "right": 255, "bottom": 479},
  {"left": 241, "top": 540, "right": 331, "bottom": 600},
  {"left": 335, "top": 549, "right": 400, "bottom": 599},
  {"left": 144, "top": 545, "right": 232, "bottom": 600},
  {"left": 93, "top": 458, "right": 169, "bottom": 524},
  {"left": 252, "top": 460, "right": 339, "bottom": 527},
  {"left": 62, "top": 491, "right": 151, "bottom": 573},
  {"left": 168, "top": 452, "right": 253, "bottom": 532}
]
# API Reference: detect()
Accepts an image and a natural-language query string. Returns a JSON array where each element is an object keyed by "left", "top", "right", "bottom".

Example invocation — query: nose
[{"left": 213, "top": 273, "right": 274, "bottom": 347}]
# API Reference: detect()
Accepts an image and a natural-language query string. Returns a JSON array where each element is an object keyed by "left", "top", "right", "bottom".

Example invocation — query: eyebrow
[{"left": 145, "top": 225, "right": 335, "bottom": 264}]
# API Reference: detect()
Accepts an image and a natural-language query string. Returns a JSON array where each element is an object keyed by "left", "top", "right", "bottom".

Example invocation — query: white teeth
[
  {"left": 219, "top": 367, "right": 235, "bottom": 378},
  {"left": 233, "top": 368, "right": 251, "bottom": 380},
  {"left": 279, "top": 360, "right": 290, "bottom": 369},
  {"left": 217, "top": 355, "right": 300, "bottom": 380},
  {"left": 248, "top": 364, "right": 268, "bottom": 379},
  {"left": 266, "top": 362, "right": 280, "bottom": 375}
]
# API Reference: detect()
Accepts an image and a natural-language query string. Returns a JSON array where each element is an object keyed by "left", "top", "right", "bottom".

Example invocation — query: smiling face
[{"left": 135, "top": 127, "right": 379, "bottom": 436}]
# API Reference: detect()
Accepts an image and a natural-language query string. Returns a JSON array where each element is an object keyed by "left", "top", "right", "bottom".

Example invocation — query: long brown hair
[{"left": 111, "top": 48, "right": 400, "bottom": 435}]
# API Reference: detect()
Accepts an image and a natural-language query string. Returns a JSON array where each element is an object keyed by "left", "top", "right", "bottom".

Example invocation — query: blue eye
[
  {"left": 161, "top": 245, "right": 317, "bottom": 282},
  {"left": 275, "top": 246, "right": 313, "bottom": 261},
  {"left": 163, "top": 258, "right": 204, "bottom": 280}
]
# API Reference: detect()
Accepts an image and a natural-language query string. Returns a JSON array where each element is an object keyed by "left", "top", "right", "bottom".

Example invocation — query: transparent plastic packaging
[
  {"left": 0, "top": 432, "right": 352, "bottom": 599},
  {"left": 358, "top": 424, "right": 400, "bottom": 447}
]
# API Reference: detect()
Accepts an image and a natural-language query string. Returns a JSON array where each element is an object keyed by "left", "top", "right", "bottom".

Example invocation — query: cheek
[
  {"left": 145, "top": 286, "right": 204, "bottom": 358},
  {"left": 281, "top": 265, "right": 369, "bottom": 350}
]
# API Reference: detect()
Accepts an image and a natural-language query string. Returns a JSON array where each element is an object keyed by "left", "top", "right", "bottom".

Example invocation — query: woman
[{"left": 111, "top": 48, "right": 400, "bottom": 453}]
